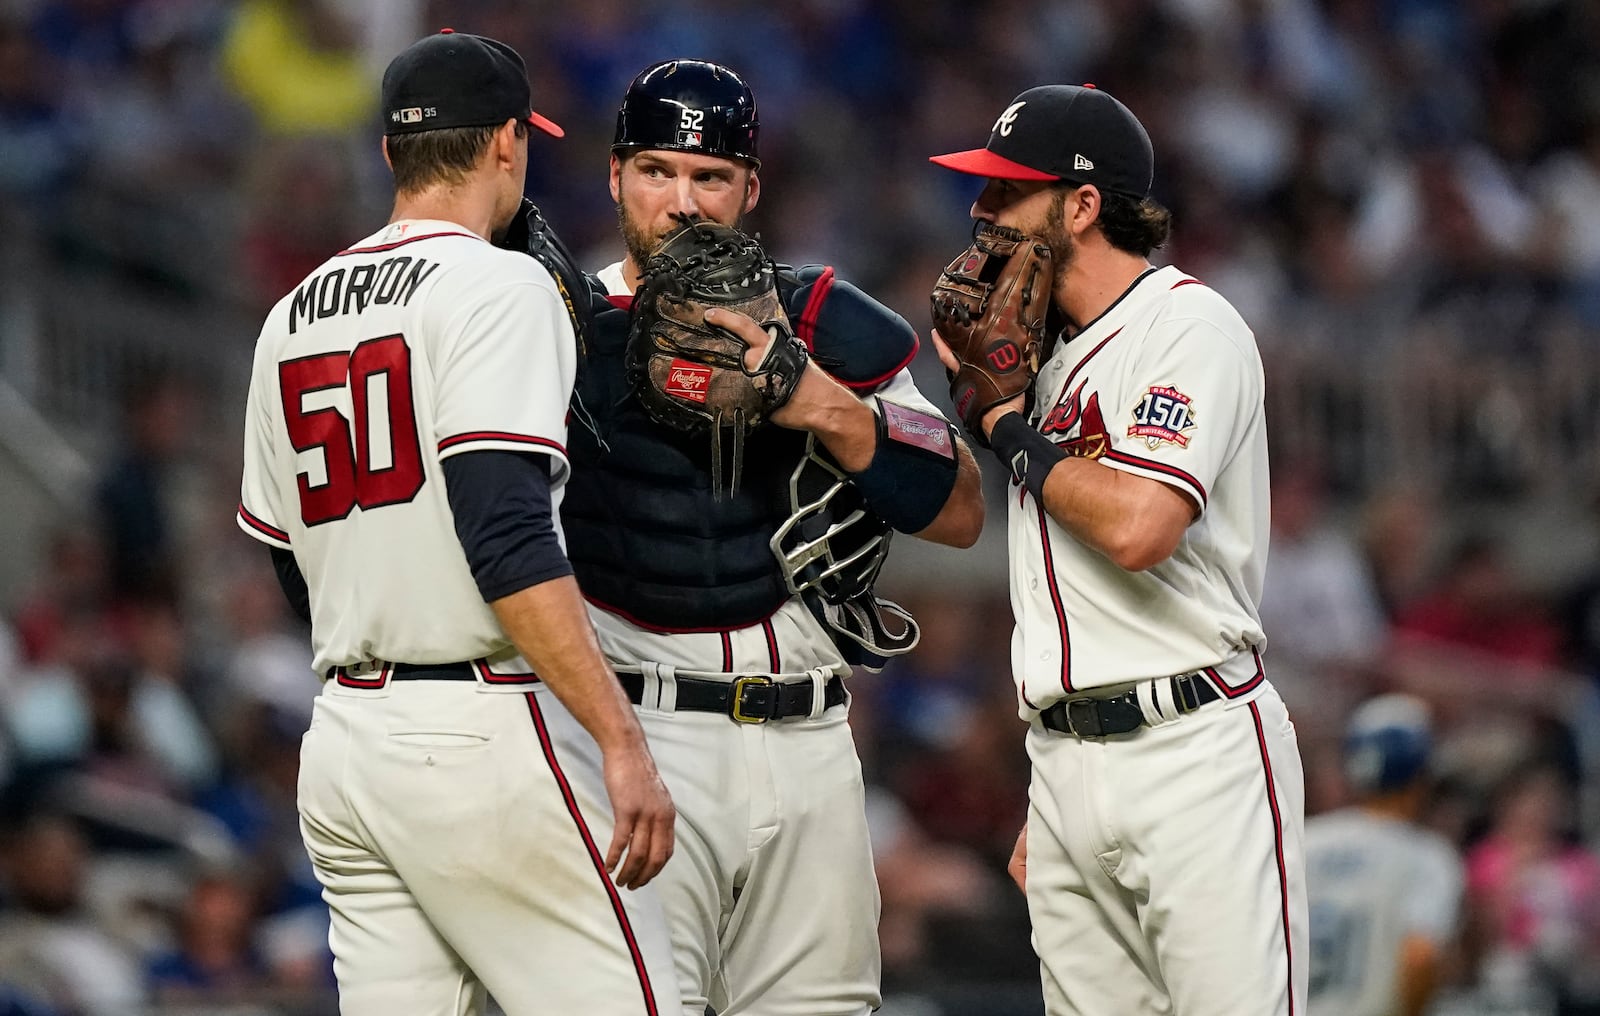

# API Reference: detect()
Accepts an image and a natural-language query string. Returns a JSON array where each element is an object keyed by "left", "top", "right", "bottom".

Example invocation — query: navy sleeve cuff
[{"left": 443, "top": 450, "right": 574, "bottom": 603}]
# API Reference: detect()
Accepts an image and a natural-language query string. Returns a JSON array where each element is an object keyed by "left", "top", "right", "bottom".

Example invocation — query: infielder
[
  {"left": 929, "top": 84, "right": 1308, "bottom": 1016},
  {"left": 235, "top": 31, "right": 678, "bottom": 1016},
  {"left": 1306, "top": 695, "right": 1463, "bottom": 1016},
  {"left": 504, "top": 60, "right": 984, "bottom": 1016}
]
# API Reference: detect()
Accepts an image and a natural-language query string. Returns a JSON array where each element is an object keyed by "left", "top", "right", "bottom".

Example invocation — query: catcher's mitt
[
  {"left": 931, "top": 223, "right": 1054, "bottom": 445},
  {"left": 626, "top": 220, "right": 809, "bottom": 496}
]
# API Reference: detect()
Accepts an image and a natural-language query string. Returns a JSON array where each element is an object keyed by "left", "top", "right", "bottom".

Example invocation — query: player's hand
[
  {"left": 932, "top": 328, "right": 1025, "bottom": 441},
  {"left": 707, "top": 306, "right": 846, "bottom": 433},
  {"left": 1007, "top": 823, "right": 1028, "bottom": 893},
  {"left": 601, "top": 743, "right": 676, "bottom": 890}
]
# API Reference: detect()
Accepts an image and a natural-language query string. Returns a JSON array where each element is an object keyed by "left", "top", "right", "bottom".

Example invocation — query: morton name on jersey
[{"left": 237, "top": 220, "right": 576, "bottom": 677}]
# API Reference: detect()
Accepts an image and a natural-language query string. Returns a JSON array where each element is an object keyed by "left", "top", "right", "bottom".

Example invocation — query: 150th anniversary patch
[{"left": 1128, "top": 384, "right": 1197, "bottom": 449}]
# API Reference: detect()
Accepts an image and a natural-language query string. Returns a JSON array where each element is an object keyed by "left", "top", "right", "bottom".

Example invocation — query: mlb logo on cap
[
  {"left": 399, "top": 108, "right": 425, "bottom": 124},
  {"left": 677, "top": 130, "right": 704, "bottom": 148}
]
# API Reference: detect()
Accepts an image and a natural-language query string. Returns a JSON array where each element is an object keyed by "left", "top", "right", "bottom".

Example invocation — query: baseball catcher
[
  {"left": 626, "top": 219, "right": 809, "bottom": 496},
  {"left": 931, "top": 222, "right": 1055, "bottom": 444}
]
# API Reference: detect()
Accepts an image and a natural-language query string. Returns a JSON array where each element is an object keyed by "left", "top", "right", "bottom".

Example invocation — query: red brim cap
[
  {"left": 928, "top": 148, "right": 1059, "bottom": 181},
  {"left": 527, "top": 110, "right": 564, "bottom": 138}
]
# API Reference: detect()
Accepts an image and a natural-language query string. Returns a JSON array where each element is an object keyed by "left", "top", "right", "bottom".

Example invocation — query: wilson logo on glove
[
  {"left": 986, "top": 341, "right": 1021, "bottom": 372},
  {"left": 931, "top": 222, "right": 1056, "bottom": 446},
  {"left": 666, "top": 361, "right": 713, "bottom": 402}
]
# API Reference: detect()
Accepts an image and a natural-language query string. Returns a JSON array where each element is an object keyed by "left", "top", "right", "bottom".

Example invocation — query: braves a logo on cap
[
  {"left": 666, "top": 360, "right": 712, "bottom": 403},
  {"left": 1039, "top": 380, "right": 1109, "bottom": 460},
  {"left": 1128, "top": 384, "right": 1197, "bottom": 449},
  {"left": 993, "top": 101, "right": 1026, "bottom": 137}
]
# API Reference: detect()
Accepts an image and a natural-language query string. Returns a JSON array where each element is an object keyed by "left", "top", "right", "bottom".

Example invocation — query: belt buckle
[
  {"left": 1065, "top": 698, "right": 1103, "bottom": 738},
  {"left": 730, "top": 676, "right": 774, "bottom": 724}
]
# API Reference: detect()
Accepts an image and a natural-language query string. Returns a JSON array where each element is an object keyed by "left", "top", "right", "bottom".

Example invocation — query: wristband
[
  {"left": 848, "top": 397, "right": 960, "bottom": 533},
  {"left": 988, "top": 412, "right": 1066, "bottom": 505}
]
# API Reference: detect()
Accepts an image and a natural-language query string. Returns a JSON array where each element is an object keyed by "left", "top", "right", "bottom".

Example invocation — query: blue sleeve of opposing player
[
  {"left": 443, "top": 450, "right": 574, "bottom": 603},
  {"left": 782, "top": 266, "right": 919, "bottom": 391}
]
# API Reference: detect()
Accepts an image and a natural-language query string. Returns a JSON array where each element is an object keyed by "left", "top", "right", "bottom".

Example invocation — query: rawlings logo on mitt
[
  {"left": 625, "top": 219, "right": 809, "bottom": 496},
  {"left": 931, "top": 223, "right": 1054, "bottom": 445}
]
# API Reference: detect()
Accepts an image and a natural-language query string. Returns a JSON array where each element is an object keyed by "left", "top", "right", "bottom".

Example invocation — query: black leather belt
[
  {"left": 389, "top": 662, "right": 477, "bottom": 681},
  {"left": 1039, "top": 674, "right": 1220, "bottom": 738},
  {"left": 618, "top": 672, "right": 846, "bottom": 724}
]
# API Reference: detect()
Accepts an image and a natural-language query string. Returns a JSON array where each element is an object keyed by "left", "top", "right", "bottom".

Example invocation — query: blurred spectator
[
  {"left": 146, "top": 869, "right": 271, "bottom": 1001},
  {"left": 0, "top": 18, "right": 76, "bottom": 202},
  {"left": 0, "top": 810, "right": 145, "bottom": 1016},
  {"left": 221, "top": 0, "right": 372, "bottom": 136},
  {"left": 217, "top": 562, "right": 316, "bottom": 724},
  {"left": 7, "top": 527, "right": 106, "bottom": 671},
  {"left": 1393, "top": 534, "right": 1563, "bottom": 669},
  {"left": 94, "top": 371, "right": 195, "bottom": 603},
  {"left": 238, "top": 136, "right": 365, "bottom": 308},
  {"left": 1464, "top": 762, "right": 1600, "bottom": 1012},
  {"left": 1361, "top": 484, "right": 1443, "bottom": 621},
  {"left": 1260, "top": 460, "right": 1388, "bottom": 669}
]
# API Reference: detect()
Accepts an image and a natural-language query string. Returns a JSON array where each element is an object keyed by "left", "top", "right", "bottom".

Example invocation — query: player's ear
[
  {"left": 609, "top": 153, "right": 624, "bottom": 204},
  {"left": 742, "top": 169, "right": 760, "bottom": 215},
  {"left": 381, "top": 136, "right": 393, "bottom": 173},
  {"left": 1069, "top": 183, "right": 1102, "bottom": 236},
  {"left": 492, "top": 118, "right": 521, "bottom": 171}
]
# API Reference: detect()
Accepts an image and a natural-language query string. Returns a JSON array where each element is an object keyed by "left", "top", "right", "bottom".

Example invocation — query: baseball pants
[
  {"left": 298, "top": 680, "right": 679, "bottom": 1016},
  {"left": 633, "top": 695, "right": 880, "bottom": 1016},
  {"left": 1025, "top": 682, "right": 1307, "bottom": 1016}
]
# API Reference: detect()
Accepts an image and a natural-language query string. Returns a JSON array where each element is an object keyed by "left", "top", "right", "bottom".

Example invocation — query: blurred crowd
[{"left": 0, "top": 0, "right": 1598, "bottom": 1014}]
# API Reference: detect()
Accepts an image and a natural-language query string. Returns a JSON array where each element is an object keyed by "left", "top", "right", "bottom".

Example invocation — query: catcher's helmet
[
  {"left": 1342, "top": 694, "right": 1433, "bottom": 796},
  {"left": 613, "top": 59, "right": 760, "bottom": 167}
]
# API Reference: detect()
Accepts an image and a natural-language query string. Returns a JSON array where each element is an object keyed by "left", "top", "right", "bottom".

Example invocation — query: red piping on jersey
[
  {"left": 1170, "top": 278, "right": 1205, "bottom": 290},
  {"left": 470, "top": 660, "right": 543, "bottom": 686},
  {"left": 720, "top": 632, "right": 734, "bottom": 672},
  {"left": 237, "top": 505, "right": 290, "bottom": 544},
  {"left": 336, "top": 230, "right": 478, "bottom": 256},
  {"left": 1204, "top": 648, "right": 1265, "bottom": 699},
  {"left": 523, "top": 694, "right": 660, "bottom": 1016},
  {"left": 1249, "top": 701, "right": 1296, "bottom": 1016},
  {"left": 608, "top": 294, "right": 633, "bottom": 310},
  {"left": 838, "top": 334, "right": 920, "bottom": 393},
  {"left": 1103, "top": 449, "right": 1209, "bottom": 509},
  {"left": 438, "top": 432, "right": 568, "bottom": 457},
  {"left": 761, "top": 620, "right": 781, "bottom": 673},
  {"left": 1049, "top": 328, "right": 1122, "bottom": 408},
  {"left": 1035, "top": 501, "right": 1073, "bottom": 693},
  {"left": 585, "top": 595, "right": 783, "bottom": 635},
  {"left": 795, "top": 266, "right": 834, "bottom": 350}
]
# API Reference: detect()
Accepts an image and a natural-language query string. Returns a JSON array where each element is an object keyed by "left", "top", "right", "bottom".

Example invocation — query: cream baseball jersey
[
  {"left": 1009, "top": 265, "right": 1270, "bottom": 707},
  {"left": 237, "top": 220, "right": 576, "bottom": 676},
  {"left": 1305, "top": 809, "right": 1463, "bottom": 1016}
]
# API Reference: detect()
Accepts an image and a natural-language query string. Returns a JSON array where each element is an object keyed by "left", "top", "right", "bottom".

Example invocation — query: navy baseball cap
[
  {"left": 931, "top": 84, "right": 1153, "bottom": 198},
  {"left": 1343, "top": 694, "right": 1433, "bottom": 795},
  {"left": 382, "top": 29, "right": 563, "bottom": 138}
]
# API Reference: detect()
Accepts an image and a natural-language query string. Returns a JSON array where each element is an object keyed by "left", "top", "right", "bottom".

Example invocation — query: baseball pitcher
[{"left": 236, "top": 31, "right": 678, "bottom": 1016}]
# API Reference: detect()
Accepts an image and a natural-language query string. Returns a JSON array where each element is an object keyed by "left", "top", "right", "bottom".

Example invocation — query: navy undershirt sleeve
[
  {"left": 443, "top": 450, "right": 574, "bottom": 603},
  {"left": 269, "top": 547, "right": 312, "bottom": 624}
]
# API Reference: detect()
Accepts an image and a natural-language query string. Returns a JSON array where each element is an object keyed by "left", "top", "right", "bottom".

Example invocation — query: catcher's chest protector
[{"left": 564, "top": 298, "right": 804, "bottom": 629}]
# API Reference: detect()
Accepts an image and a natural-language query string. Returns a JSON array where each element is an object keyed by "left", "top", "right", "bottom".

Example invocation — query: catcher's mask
[
  {"left": 771, "top": 436, "right": 919, "bottom": 669},
  {"left": 614, "top": 59, "right": 760, "bottom": 167}
]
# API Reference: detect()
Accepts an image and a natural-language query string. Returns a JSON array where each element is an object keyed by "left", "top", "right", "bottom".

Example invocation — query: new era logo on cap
[{"left": 929, "top": 84, "right": 1154, "bottom": 197}]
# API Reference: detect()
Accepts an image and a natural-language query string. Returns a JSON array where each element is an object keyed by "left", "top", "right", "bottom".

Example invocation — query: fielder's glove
[
  {"left": 626, "top": 219, "right": 809, "bottom": 496},
  {"left": 931, "top": 223, "right": 1054, "bottom": 445}
]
